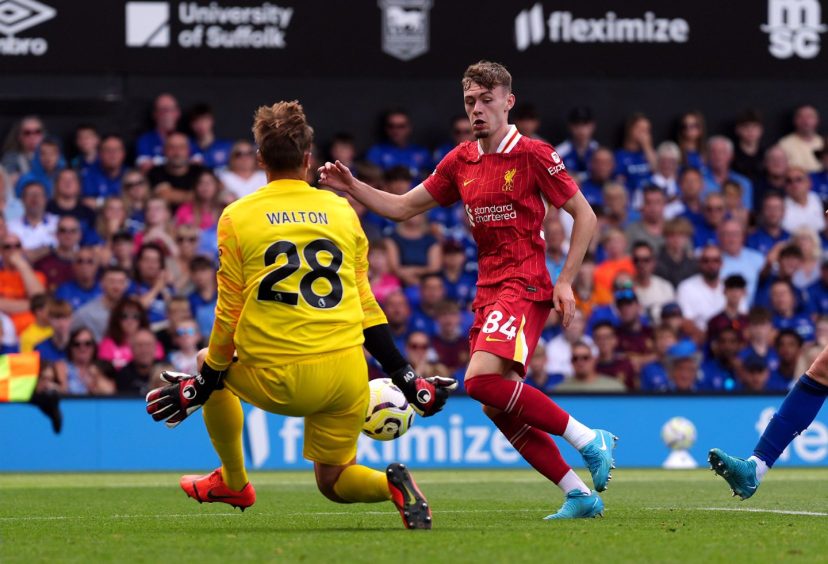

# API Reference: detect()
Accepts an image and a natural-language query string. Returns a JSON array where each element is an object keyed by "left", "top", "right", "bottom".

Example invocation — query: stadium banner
[
  {"left": 2, "top": 396, "right": 828, "bottom": 471},
  {"left": 0, "top": 0, "right": 826, "bottom": 78}
]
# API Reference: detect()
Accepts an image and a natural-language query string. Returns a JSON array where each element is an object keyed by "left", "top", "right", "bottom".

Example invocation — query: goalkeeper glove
[
  {"left": 145, "top": 363, "right": 224, "bottom": 429},
  {"left": 389, "top": 364, "right": 457, "bottom": 417}
]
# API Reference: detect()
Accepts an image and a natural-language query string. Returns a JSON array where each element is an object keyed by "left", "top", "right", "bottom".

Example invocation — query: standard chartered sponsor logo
[
  {"left": 465, "top": 203, "right": 517, "bottom": 225},
  {"left": 515, "top": 3, "right": 689, "bottom": 51},
  {"left": 126, "top": 1, "right": 294, "bottom": 49}
]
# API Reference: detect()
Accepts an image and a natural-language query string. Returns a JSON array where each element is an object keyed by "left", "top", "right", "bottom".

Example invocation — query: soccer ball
[
  {"left": 361, "top": 378, "right": 415, "bottom": 441},
  {"left": 660, "top": 416, "right": 697, "bottom": 451}
]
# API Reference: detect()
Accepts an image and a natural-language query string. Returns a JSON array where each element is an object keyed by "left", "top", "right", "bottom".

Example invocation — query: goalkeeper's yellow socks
[
  {"left": 202, "top": 388, "right": 249, "bottom": 491},
  {"left": 333, "top": 465, "right": 392, "bottom": 503}
]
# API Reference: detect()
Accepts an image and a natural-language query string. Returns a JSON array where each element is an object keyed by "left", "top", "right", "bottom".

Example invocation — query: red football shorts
[{"left": 469, "top": 296, "right": 552, "bottom": 376}]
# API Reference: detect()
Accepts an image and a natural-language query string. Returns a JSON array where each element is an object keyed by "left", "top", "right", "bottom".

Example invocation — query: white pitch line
[
  {"left": 0, "top": 508, "right": 553, "bottom": 523},
  {"left": 648, "top": 506, "right": 828, "bottom": 517}
]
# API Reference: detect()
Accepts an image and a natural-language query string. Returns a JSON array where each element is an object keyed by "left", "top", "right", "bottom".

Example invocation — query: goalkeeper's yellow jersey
[{"left": 205, "top": 178, "right": 387, "bottom": 370}]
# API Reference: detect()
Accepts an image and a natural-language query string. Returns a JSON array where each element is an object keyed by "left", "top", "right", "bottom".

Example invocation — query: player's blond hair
[
  {"left": 462, "top": 61, "right": 512, "bottom": 93},
  {"left": 252, "top": 100, "right": 314, "bottom": 172}
]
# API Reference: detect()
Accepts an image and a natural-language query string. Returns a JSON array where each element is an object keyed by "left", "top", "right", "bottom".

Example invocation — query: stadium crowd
[{"left": 2, "top": 94, "right": 828, "bottom": 401}]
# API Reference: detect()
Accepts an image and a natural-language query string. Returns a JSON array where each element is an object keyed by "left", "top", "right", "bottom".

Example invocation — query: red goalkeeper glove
[
  {"left": 389, "top": 364, "right": 457, "bottom": 417},
  {"left": 145, "top": 364, "right": 224, "bottom": 429}
]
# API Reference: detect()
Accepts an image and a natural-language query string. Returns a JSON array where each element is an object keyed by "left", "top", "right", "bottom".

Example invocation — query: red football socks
[
  {"left": 465, "top": 373, "right": 570, "bottom": 435},
  {"left": 488, "top": 410, "right": 570, "bottom": 484}
]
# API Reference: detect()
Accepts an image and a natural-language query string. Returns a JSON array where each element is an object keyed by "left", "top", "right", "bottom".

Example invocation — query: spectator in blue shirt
[
  {"left": 187, "top": 256, "right": 217, "bottom": 340},
  {"left": 675, "top": 110, "right": 707, "bottom": 170},
  {"left": 770, "top": 279, "right": 815, "bottom": 342},
  {"left": 771, "top": 329, "right": 805, "bottom": 390},
  {"left": 381, "top": 290, "right": 414, "bottom": 353},
  {"left": 70, "top": 124, "right": 100, "bottom": 174},
  {"left": 46, "top": 169, "right": 99, "bottom": 245},
  {"left": 135, "top": 93, "right": 189, "bottom": 173},
  {"left": 810, "top": 143, "right": 828, "bottom": 204},
  {"left": 739, "top": 306, "right": 780, "bottom": 375},
  {"left": 366, "top": 108, "right": 431, "bottom": 180},
  {"left": 700, "top": 327, "right": 741, "bottom": 391},
  {"left": 755, "top": 243, "right": 808, "bottom": 311},
  {"left": 129, "top": 242, "right": 173, "bottom": 325},
  {"left": 544, "top": 216, "right": 567, "bottom": 285},
  {"left": 640, "top": 324, "right": 678, "bottom": 391},
  {"left": 54, "top": 246, "right": 101, "bottom": 310},
  {"left": 15, "top": 138, "right": 65, "bottom": 198},
  {"left": 555, "top": 106, "right": 598, "bottom": 182},
  {"left": 718, "top": 219, "right": 765, "bottom": 302},
  {"left": 579, "top": 147, "right": 615, "bottom": 207},
  {"left": 807, "top": 260, "right": 828, "bottom": 315},
  {"left": 746, "top": 193, "right": 789, "bottom": 255},
  {"left": 385, "top": 211, "right": 440, "bottom": 287},
  {"left": 188, "top": 104, "right": 234, "bottom": 171},
  {"left": 1, "top": 115, "right": 45, "bottom": 181},
  {"left": 692, "top": 193, "right": 726, "bottom": 250},
  {"left": 34, "top": 299, "right": 73, "bottom": 363},
  {"left": 407, "top": 273, "right": 444, "bottom": 337},
  {"left": 666, "top": 167, "right": 705, "bottom": 226},
  {"left": 664, "top": 340, "right": 703, "bottom": 392},
  {"left": 702, "top": 136, "right": 753, "bottom": 209},
  {"left": 440, "top": 239, "right": 476, "bottom": 310},
  {"left": 432, "top": 115, "right": 474, "bottom": 165},
  {"left": 81, "top": 134, "right": 126, "bottom": 207},
  {"left": 614, "top": 112, "right": 657, "bottom": 195},
  {"left": 739, "top": 354, "right": 777, "bottom": 392}
]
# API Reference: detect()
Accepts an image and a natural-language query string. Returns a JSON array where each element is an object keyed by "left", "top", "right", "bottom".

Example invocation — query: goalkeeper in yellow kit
[{"left": 145, "top": 101, "right": 456, "bottom": 529}]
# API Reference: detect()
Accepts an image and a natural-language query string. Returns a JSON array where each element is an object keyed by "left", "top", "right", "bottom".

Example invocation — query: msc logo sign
[
  {"left": 0, "top": 0, "right": 56, "bottom": 56},
  {"left": 126, "top": 2, "right": 170, "bottom": 48},
  {"left": 762, "top": 0, "right": 827, "bottom": 59}
]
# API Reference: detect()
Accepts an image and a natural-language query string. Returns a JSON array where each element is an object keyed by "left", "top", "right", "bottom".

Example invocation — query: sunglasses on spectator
[
  {"left": 177, "top": 326, "right": 197, "bottom": 336},
  {"left": 232, "top": 150, "right": 255, "bottom": 157},
  {"left": 71, "top": 340, "right": 94, "bottom": 348},
  {"left": 407, "top": 342, "right": 429, "bottom": 350},
  {"left": 58, "top": 226, "right": 79, "bottom": 234},
  {"left": 177, "top": 236, "right": 198, "bottom": 243},
  {"left": 123, "top": 180, "right": 148, "bottom": 189},
  {"left": 572, "top": 355, "right": 591, "bottom": 362},
  {"left": 121, "top": 312, "right": 142, "bottom": 320},
  {"left": 2, "top": 242, "right": 22, "bottom": 250},
  {"left": 22, "top": 128, "right": 43, "bottom": 136}
]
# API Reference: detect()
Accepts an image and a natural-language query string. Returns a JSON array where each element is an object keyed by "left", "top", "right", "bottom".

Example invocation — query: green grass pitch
[{"left": 1, "top": 469, "right": 827, "bottom": 562}]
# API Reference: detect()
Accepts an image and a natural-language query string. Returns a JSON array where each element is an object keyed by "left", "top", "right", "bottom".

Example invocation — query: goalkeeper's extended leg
[
  {"left": 179, "top": 387, "right": 256, "bottom": 510},
  {"left": 316, "top": 461, "right": 431, "bottom": 529}
]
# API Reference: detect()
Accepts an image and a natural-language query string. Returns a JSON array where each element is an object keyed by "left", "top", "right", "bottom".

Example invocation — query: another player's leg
[
  {"left": 484, "top": 405, "right": 603, "bottom": 519},
  {"left": 710, "top": 346, "right": 828, "bottom": 499},
  {"left": 179, "top": 350, "right": 255, "bottom": 510},
  {"left": 465, "top": 350, "right": 617, "bottom": 491}
]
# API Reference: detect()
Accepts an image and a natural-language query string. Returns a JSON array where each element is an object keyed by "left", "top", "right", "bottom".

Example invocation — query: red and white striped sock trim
[{"left": 505, "top": 381, "right": 524, "bottom": 414}]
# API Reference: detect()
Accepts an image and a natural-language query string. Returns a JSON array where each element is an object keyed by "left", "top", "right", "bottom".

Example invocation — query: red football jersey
[{"left": 423, "top": 125, "right": 579, "bottom": 309}]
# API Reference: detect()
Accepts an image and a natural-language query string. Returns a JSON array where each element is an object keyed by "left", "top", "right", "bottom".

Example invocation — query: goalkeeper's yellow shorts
[{"left": 224, "top": 345, "right": 368, "bottom": 466}]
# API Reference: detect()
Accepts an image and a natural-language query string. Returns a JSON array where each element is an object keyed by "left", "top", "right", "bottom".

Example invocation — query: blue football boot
[
  {"left": 708, "top": 448, "right": 760, "bottom": 500},
  {"left": 579, "top": 429, "right": 617, "bottom": 492},
  {"left": 544, "top": 490, "right": 604, "bottom": 520}
]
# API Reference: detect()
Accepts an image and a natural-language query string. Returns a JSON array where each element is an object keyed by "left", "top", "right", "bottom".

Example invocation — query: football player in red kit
[{"left": 320, "top": 61, "right": 615, "bottom": 519}]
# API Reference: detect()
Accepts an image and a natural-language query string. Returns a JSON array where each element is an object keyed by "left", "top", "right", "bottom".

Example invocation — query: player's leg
[
  {"left": 463, "top": 300, "right": 616, "bottom": 490},
  {"left": 303, "top": 346, "right": 430, "bottom": 528},
  {"left": 178, "top": 349, "right": 255, "bottom": 509},
  {"left": 710, "top": 345, "right": 828, "bottom": 499}
]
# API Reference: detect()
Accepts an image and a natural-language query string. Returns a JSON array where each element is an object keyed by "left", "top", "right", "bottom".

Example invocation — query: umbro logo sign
[{"left": 0, "top": 0, "right": 56, "bottom": 56}]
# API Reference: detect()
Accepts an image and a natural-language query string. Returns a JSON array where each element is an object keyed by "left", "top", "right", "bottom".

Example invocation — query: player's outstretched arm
[
  {"left": 319, "top": 160, "right": 437, "bottom": 221},
  {"left": 363, "top": 323, "right": 457, "bottom": 416},
  {"left": 555, "top": 191, "right": 597, "bottom": 327}
]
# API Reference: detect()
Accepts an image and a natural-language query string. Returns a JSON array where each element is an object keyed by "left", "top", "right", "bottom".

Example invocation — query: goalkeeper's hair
[{"left": 252, "top": 100, "right": 314, "bottom": 172}]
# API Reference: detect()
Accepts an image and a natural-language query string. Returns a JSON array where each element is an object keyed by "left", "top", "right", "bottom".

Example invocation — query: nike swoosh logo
[
  {"left": 463, "top": 178, "right": 477, "bottom": 186},
  {"left": 485, "top": 335, "right": 507, "bottom": 342},
  {"left": 599, "top": 433, "right": 607, "bottom": 451},
  {"left": 206, "top": 490, "right": 239, "bottom": 501}
]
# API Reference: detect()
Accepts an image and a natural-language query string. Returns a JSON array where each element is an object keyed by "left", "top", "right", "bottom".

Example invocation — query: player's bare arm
[
  {"left": 555, "top": 190, "right": 597, "bottom": 328},
  {"left": 318, "top": 160, "right": 438, "bottom": 221}
]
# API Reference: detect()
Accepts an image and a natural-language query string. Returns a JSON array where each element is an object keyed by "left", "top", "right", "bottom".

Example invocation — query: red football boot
[
  {"left": 179, "top": 468, "right": 256, "bottom": 511},
  {"left": 386, "top": 463, "right": 431, "bottom": 529}
]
